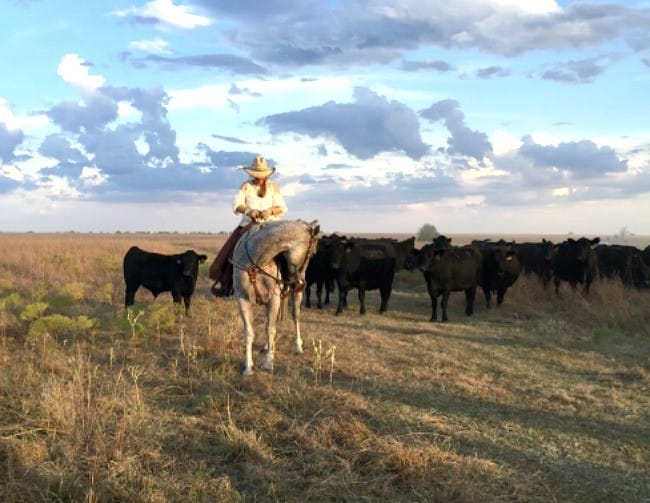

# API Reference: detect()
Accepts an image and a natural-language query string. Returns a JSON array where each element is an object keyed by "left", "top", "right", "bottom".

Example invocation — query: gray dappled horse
[{"left": 231, "top": 219, "right": 320, "bottom": 375}]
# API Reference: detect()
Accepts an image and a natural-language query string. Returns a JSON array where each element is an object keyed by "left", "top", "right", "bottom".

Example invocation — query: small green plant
[
  {"left": 126, "top": 309, "right": 145, "bottom": 339},
  {"left": 19, "top": 302, "right": 49, "bottom": 322},
  {"left": 94, "top": 283, "right": 114, "bottom": 304},
  {"left": 98, "top": 252, "right": 122, "bottom": 272},
  {"left": 60, "top": 281, "right": 87, "bottom": 302},
  {"left": 1, "top": 293, "right": 24, "bottom": 311},
  {"left": 27, "top": 314, "right": 96, "bottom": 341}
]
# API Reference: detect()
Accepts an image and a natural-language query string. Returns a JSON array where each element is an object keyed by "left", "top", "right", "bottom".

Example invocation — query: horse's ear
[{"left": 308, "top": 220, "right": 320, "bottom": 236}]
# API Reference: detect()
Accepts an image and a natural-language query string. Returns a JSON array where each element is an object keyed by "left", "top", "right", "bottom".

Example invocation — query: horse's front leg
[
  {"left": 237, "top": 297, "right": 256, "bottom": 376},
  {"left": 261, "top": 291, "right": 281, "bottom": 371},
  {"left": 291, "top": 290, "right": 304, "bottom": 355}
]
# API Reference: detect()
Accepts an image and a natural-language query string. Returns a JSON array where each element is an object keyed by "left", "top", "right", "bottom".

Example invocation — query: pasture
[{"left": 0, "top": 232, "right": 648, "bottom": 502}]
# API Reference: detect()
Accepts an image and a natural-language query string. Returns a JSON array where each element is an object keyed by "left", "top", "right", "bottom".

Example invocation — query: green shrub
[
  {"left": 0, "top": 293, "right": 24, "bottom": 312},
  {"left": 60, "top": 282, "right": 87, "bottom": 302},
  {"left": 95, "top": 283, "right": 114, "bottom": 304},
  {"left": 19, "top": 302, "right": 49, "bottom": 322},
  {"left": 98, "top": 252, "right": 122, "bottom": 272},
  {"left": 27, "top": 314, "right": 96, "bottom": 340}
]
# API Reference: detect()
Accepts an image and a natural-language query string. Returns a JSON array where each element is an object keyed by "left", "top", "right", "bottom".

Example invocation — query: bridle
[{"left": 231, "top": 224, "right": 319, "bottom": 305}]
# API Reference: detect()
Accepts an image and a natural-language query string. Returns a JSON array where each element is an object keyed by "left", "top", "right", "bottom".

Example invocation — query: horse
[{"left": 230, "top": 219, "right": 320, "bottom": 375}]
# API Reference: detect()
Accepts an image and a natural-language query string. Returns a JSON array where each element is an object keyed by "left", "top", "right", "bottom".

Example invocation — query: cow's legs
[
  {"left": 379, "top": 283, "right": 392, "bottom": 313},
  {"left": 171, "top": 288, "right": 182, "bottom": 305},
  {"left": 426, "top": 280, "right": 437, "bottom": 321},
  {"left": 124, "top": 283, "right": 138, "bottom": 307},
  {"left": 237, "top": 297, "right": 256, "bottom": 375},
  {"left": 336, "top": 287, "right": 347, "bottom": 315},
  {"left": 316, "top": 280, "right": 324, "bottom": 309},
  {"left": 324, "top": 280, "right": 332, "bottom": 305},
  {"left": 465, "top": 287, "right": 476, "bottom": 316},
  {"left": 441, "top": 290, "right": 451, "bottom": 322},
  {"left": 182, "top": 295, "right": 191, "bottom": 314},
  {"left": 304, "top": 283, "right": 312, "bottom": 308},
  {"left": 358, "top": 283, "right": 367, "bottom": 314},
  {"left": 496, "top": 286, "right": 506, "bottom": 305},
  {"left": 482, "top": 286, "right": 492, "bottom": 308},
  {"left": 554, "top": 278, "right": 561, "bottom": 294}
]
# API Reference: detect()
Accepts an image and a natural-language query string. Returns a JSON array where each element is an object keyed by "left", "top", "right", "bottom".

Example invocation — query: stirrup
[{"left": 211, "top": 282, "right": 230, "bottom": 298}]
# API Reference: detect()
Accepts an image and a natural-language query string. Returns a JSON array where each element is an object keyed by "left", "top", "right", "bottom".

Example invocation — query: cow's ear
[
  {"left": 199, "top": 254, "right": 208, "bottom": 263},
  {"left": 591, "top": 237, "right": 600, "bottom": 246}
]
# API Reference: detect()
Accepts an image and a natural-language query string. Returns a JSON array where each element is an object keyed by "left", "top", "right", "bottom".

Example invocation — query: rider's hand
[
  {"left": 246, "top": 209, "right": 261, "bottom": 221},
  {"left": 260, "top": 208, "right": 273, "bottom": 220}
]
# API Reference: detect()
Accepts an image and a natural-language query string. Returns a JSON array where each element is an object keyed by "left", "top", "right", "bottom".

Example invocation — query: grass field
[{"left": 0, "top": 232, "right": 648, "bottom": 502}]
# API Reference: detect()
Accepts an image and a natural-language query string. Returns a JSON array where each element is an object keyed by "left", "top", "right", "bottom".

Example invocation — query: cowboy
[{"left": 209, "top": 156, "right": 288, "bottom": 297}]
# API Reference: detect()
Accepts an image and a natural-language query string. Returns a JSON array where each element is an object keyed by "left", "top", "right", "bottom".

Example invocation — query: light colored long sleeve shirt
[{"left": 233, "top": 180, "right": 288, "bottom": 226}]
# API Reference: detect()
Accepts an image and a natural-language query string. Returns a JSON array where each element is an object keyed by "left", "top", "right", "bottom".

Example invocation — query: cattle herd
[
  {"left": 303, "top": 233, "right": 650, "bottom": 322},
  {"left": 122, "top": 233, "right": 650, "bottom": 323}
]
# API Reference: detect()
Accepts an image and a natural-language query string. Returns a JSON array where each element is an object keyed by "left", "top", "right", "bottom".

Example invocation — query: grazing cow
[
  {"left": 476, "top": 242, "right": 521, "bottom": 308},
  {"left": 595, "top": 244, "right": 650, "bottom": 288},
  {"left": 417, "top": 244, "right": 482, "bottom": 322},
  {"left": 304, "top": 233, "right": 344, "bottom": 308},
  {"left": 514, "top": 239, "right": 557, "bottom": 289},
  {"left": 552, "top": 237, "right": 600, "bottom": 295},
  {"left": 331, "top": 237, "right": 416, "bottom": 315},
  {"left": 123, "top": 246, "right": 207, "bottom": 313}
]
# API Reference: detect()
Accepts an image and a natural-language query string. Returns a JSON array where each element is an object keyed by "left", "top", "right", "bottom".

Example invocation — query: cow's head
[
  {"left": 417, "top": 244, "right": 444, "bottom": 272},
  {"left": 541, "top": 239, "right": 558, "bottom": 261},
  {"left": 179, "top": 250, "right": 208, "bottom": 278},
  {"left": 569, "top": 237, "right": 600, "bottom": 263},
  {"left": 432, "top": 235, "right": 453, "bottom": 251}
]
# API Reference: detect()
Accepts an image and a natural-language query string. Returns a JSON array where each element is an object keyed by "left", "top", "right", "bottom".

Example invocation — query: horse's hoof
[
  {"left": 295, "top": 348, "right": 304, "bottom": 355},
  {"left": 261, "top": 363, "right": 273, "bottom": 371},
  {"left": 242, "top": 368, "right": 254, "bottom": 376}
]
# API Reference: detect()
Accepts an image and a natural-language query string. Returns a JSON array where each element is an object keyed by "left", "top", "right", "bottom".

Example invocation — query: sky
[{"left": 0, "top": 0, "right": 649, "bottom": 236}]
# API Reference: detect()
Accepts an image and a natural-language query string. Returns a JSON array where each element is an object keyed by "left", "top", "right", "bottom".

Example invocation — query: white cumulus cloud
[{"left": 57, "top": 54, "right": 105, "bottom": 93}]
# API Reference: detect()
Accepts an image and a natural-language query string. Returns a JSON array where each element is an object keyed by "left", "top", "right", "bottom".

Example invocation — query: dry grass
[{"left": 0, "top": 233, "right": 648, "bottom": 502}]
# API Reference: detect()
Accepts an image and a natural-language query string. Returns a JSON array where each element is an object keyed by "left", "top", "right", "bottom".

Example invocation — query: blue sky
[{"left": 1, "top": 0, "right": 649, "bottom": 235}]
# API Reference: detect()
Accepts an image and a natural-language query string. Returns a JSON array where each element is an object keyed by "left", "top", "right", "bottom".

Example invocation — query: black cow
[
  {"left": 123, "top": 246, "right": 207, "bottom": 313},
  {"left": 417, "top": 244, "right": 482, "bottom": 322},
  {"left": 642, "top": 245, "right": 650, "bottom": 268},
  {"left": 431, "top": 235, "right": 453, "bottom": 251},
  {"left": 331, "top": 237, "right": 416, "bottom": 315},
  {"left": 595, "top": 244, "right": 650, "bottom": 288},
  {"left": 305, "top": 233, "right": 344, "bottom": 309},
  {"left": 552, "top": 237, "right": 600, "bottom": 295},
  {"left": 476, "top": 242, "right": 521, "bottom": 308},
  {"left": 514, "top": 239, "right": 557, "bottom": 289}
]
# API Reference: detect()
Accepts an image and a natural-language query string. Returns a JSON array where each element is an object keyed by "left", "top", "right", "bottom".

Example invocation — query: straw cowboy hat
[{"left": 243, "top": 156, "right": 276, "bottom": 178}]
